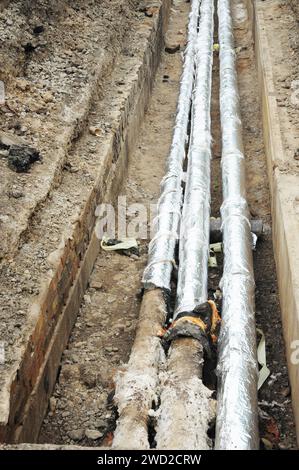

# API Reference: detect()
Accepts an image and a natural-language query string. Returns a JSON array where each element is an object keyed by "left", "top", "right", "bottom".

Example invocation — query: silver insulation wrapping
[
  {"left": 215, "top": 0, "right": 259, "bottom": 450},
  {"left": 175, "top": 0, "right": 214, "bottom": 316},
  {"left": 142, "top": 0, "right": 201, "bottom": 291}
]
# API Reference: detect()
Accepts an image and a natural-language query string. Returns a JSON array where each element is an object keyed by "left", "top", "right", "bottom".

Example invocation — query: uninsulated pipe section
[
  {"left": 215, "top": 0, "right": 259, "bottom": 450},
  {"left": 142, "top": 0, "right": 201, "bottom": 291},
  {"left": 175, "top": 0, "right": 214, "bottom": 316}
]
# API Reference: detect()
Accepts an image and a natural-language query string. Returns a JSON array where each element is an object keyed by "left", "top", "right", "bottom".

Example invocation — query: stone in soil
[
  {"left": 85, "top": 429, "right": 103, "bottom": 441},
  {"left": 7, "top": 144, "right": 41, "bottom": 172},
  {"left": 68, "top": 429, "right": 84, "bottom": 441}
]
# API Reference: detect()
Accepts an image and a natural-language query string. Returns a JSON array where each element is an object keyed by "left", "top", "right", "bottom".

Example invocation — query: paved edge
[
  {"left": 254, "top": 1, "right": 299, "bottom": 444},
  {"left": 0, "top": 0, "right": 171, "bottom": 444}
]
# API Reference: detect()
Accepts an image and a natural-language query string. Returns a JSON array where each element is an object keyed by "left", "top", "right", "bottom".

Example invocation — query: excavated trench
[{"left": 0, "top": 0, "right": 298, "bottom": 450}]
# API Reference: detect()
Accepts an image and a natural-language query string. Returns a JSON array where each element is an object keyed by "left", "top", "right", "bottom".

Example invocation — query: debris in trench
[
  {"left": 7, "top": 144, "right": 41, "bottom": 172},
  {"left": 89, "top": 126, "right": 101, "bottom": 136},
  {"left": 213, "top": 288, "right": 222, "bottom": 302},
  {"left": 252, "top": 232, "right": 258, "bottom": 250},
  {"left": 0, "top": 131, "right": 41, "bottom": 172},
  {"left": 261, "top": 437, "right": 273, "bottom": 450},
  {"left": 100, "top": 236, "right": 139, "bottom": 257},
  {"left": 159, "top": 300, "right": 221, "bottom": 357},
  {"left": 165, "top": 43, "right": 180, "bottom": 54},
  {"left": 257, "top": 328, "right": 270, "bottom": 390},
  {"left": 259, "top": 408, "right": 280, "bottom": 449},
  {"left": 209, "top": 250, "right": 217, "bottom": 267},
  {"left": 210, "top": 242, "right": 222, "bottom": 253},
  {"left": 209, "top": 242, "right": 222, "bottom": 267}
]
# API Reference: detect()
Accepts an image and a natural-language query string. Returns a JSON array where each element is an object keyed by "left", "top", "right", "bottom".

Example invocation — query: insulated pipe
[
  {"left": 215, "top": 0, "right": 259, "bottom": 450},
  {"left": 155, "top": 0, "right": 215, "bottom": 450},
  {"left": 142, "top": 0, "right": 201, "bottom": 291},
  {"left": 113, "top": 1, "right": 201, "bottom": 449},
  {"left": 113, "top": 289, "right": 167, "bottom": 449},
  {"left": 175, "top": 0, "right": 213, "bottom": 316}
]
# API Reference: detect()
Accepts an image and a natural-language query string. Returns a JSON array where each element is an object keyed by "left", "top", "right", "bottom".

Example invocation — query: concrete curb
[{"left": 254, "top": 1, "right": 299, "bottom": 444}]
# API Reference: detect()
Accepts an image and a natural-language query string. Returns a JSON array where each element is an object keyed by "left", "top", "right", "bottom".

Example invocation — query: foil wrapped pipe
[
  {"left": 215, "top": 0, "right": 259, "bottom": 450},
  {"left": 142, "top": 0, "right": 201, "bottom": 291},
  {"left": 175, "top": 0, "right": 214, "bottom": 317}
]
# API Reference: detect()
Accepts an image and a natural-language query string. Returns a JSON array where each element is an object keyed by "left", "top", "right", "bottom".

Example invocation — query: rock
[
  {"left": 8, "top": 189, "right": 24, "bottom": 199},
  {"left": 70, "top": 353, "right": 79, "bottom": 363},
  {"left": 43, "top": 91, "right": 54, "bottom": 103},
  {"left": 59, "top": 364, "right": 80, "bottom": 383},
  {"left": 79, "top": 365, "right": 97, "bottom": 389},
  {"left": 94, "top": 419, "right": 107, "bottom": 429},
  {"left": 294, "top": 148, "right": 299, "bottom": 160},
  {"left": 7, "top": 144, "right": 41, "bottom": 172},
  {"left": 85, "top": 429, "right": 103, "bottom": 440},
  {"left": 165, "top": 36, "right": 180, "bottom": 54},
  {"left": 68, "top": 429, "right": 84, "bottom": 441},
  {"left": 15, "top": 79, "right": 30, "bottom": 92},
  {"left": 89, "top": 279, "right": 103, "bottom": 290},
  {"left": 0, "top": 130, "right": 40, "bottom": 171},
  {"left": 49, "top": 397, "right": 57, "bottom": 413},
  {"left": 0, "top": 130, "right": 26, "bottom": 147},
  {"left": 0, "top": 149, "right": 9, "bottom": 157}
]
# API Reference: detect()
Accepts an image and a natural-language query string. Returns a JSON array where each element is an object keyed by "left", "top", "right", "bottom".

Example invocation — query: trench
[{"left": 0, "top": 0, "right": 297, "bottom": 450}]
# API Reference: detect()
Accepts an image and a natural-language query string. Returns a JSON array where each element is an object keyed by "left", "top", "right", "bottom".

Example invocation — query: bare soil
[
  {"left": 0, "top": 0, "right": 163, "bottom": 410},
  {"left": 0, "top": 0, "right": 142, "bottom": 260},
  {"left": 261, "top": 0, "right": 299, "bottom": 165}
]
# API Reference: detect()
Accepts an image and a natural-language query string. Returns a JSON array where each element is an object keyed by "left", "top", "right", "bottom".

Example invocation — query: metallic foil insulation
[
  {"left": 215, "top": 0, "right": 259, "bottom": 450},
  {"left": 175, "top": 0, "right": 214, "bottom": 316},
  {"left": 142, "top": 0, "right": 201, "bottom": 291}
]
